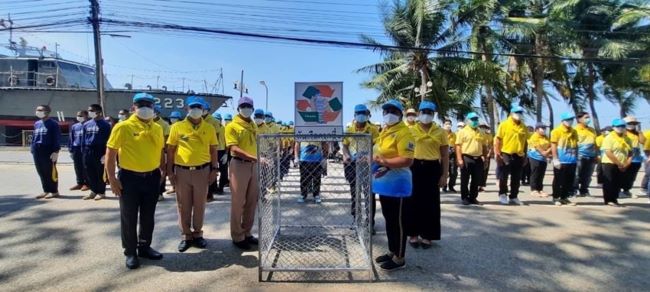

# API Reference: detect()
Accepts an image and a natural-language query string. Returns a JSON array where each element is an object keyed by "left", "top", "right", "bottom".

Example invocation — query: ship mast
[{"left": 89, "top": 0, "right": 106, "bottom": 114}]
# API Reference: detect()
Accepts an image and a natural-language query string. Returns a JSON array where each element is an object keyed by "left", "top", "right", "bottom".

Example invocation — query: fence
[{"left": 257, "top": 134, "right": 373, "bottom": 282}]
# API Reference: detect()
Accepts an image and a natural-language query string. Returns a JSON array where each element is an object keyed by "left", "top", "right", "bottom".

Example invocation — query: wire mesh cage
[{"left": 257, "top": 134, "right": 373, "bottom": 282}]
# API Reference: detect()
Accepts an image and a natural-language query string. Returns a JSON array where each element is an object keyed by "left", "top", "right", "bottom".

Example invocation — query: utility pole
[
  {"left": 240, "top": 70, "right": 244, "bottom": 98},
  {"left": 89, "top": 0, "right": 105, "bottom": 114}
]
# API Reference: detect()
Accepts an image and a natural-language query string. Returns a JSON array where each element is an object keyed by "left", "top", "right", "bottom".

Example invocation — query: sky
[{"left": 1, "top": 0, "right": 646, "bottom": 128}]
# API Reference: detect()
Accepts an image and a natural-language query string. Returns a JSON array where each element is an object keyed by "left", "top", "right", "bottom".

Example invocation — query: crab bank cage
[{"left": 257, "top": 133, "right": 373, "bottom": 282}]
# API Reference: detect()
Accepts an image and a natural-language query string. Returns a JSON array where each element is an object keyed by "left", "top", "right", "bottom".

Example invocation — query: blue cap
[
  {"left": 511, "top": 105, "right": 524, "bottom": 113},
  {"left": 612, "top": 118, "right": 626, "bottom": 127},
  {"left": 288, "top": 121, "right": 294, "bottom": 126},
  {"left": 154, "top": 105, "right": 162, "bottom": 113},
  {"left": 264, "top": 111, "right": 273, "bottom": 117},
  {"left": 466, "top": 112, "right": 479, "bottom": 120},
  {"left": 419, "top": 101, "right": 437, "bottom": 112},
  {"left": 381, "top": 99, "right": 403, "bottom": 111},
  {"left": 133, "top": 92, "right": 155, "bottom": 103},
  {"left": 277, "top": 120, "right": 283, "bottom": 125},
  {"left": 186, "top": 96, "right": 205, "bottom": 107},
  {"left": 202, "top": 99, "right": 211, "bottom": 111},
  {"left": 212, "top": 112, "right": 222, "bottom": 120},
  {"left": 560, "top": 112, "right": 575, "bottom": 121},
  {"left": 354, "top": 104, "right": 369, "bottom": 113},
  {"left": 169, "top": 111, "right": 182, "bottom": 119},
  {"left": 254, "top": 109, "right": 265, "bottom": 116},
  {"left": 224, "top": 114, "right": 233, "bottom": 121}
]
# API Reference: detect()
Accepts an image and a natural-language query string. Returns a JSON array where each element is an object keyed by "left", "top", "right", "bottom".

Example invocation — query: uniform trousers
[
  {"left": 552, "top": 163, "right": 577, "bottom": 200},
  {"left": 32, "top": 146, "right": 58, "bottom": 193},
  {"left": 299, "top": 161, "right": 322, "bottom": 198},
  {"left": 406, "top": 159, "right": 441, "bottom": 241},
  {"left": 119, "top": 169, "right": 160, "bottom": 256},
  {"left": 573, "top": 157, "right": 596, "bottom": 195},
  {"left": 344, "top": 161, "right": 376, "bottom": 228},
  {"left": 601, "top": 164, "right": 623, "bottom": 204},
  {"left": 622, "top": 162, "right": 642, "bottom": 192},
  {"left": 83, "top": 147, "right": 106, "bottom": 194},
  {"left": 71, "top": 147, "right": 87, "bottom": 185},
  {"left": 498, "top": 153, "right": 524, "bottom": 199},
  {"left": 229, "top": 158, "right": 259, "bottom": 242},
  {"left": 528, "top": 158, "right": 547, "bottom": 192},
  {"left": 380, "top": 195, "right": 406, "bottom": 258},
  {"left": 460, "top": 155, "right": 483, "bottom": 201},
  {"left": 175, "top": 167, "right": 209, "bottom": 240},
  {"left": 447, "top": 154, "right": 458, "bottom": 189}
]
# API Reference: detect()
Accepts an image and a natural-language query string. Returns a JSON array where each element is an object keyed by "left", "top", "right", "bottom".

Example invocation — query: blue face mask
[
  {"left": 470, "top": 120, "right": 479, "bottom": 128},
  {"left": 355, "top": 114, "right": 368, "bottom": 123}
]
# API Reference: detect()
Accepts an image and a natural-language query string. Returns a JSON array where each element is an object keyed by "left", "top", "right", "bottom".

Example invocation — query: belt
[
  {"left": 120, "top": 168, "right": 159, "bottom": 177},
  {"left": 175, "top": 163, "right": 210, "bottom": 170},
  {"left": 462, "top": 154, "right": 482, "bottom": 159},
  {"left": 232, "top": 156, "right": 255, "bottom": 163}
]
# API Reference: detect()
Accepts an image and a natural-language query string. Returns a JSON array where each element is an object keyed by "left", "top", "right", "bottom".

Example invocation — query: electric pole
[{"left": 89, "top": 0, "right": 105, "bottom": 114}]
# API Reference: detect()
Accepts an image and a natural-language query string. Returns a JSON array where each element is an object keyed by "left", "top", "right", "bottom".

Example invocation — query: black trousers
[
  {"left": 217, "top": 150, "right": 229, "bottom": 190},
  {"left": 498, "top": 153, "right": 524, "bottom": 199},
  {"left": 596, "top": 162, "right": 604, "bottom": 185},
  {"left": 448, "top": 154, "right": 458, "bottom": 189},
  {"left": 521, "top": 161, "right": 531, "bottom": 184},
  {"left": 299, "top": 161, "right": 322, "bottom": 198},
  {"left": 552, "top": 163, "right": 577, "bottom": 199},
  {"left": 71, "top": 148, "right": 87, "bottom": 185},
  {"left": 623, "top": 162, "right": 642, "bottom": 192},
  {"left": 32, "top": 147, "right": 58, "bottom": 193},
  {"left": 280, "top": 148, "right": 292, "bottom": 179},
  {"left": 406, "top": 159, "right": 441, "bottom": 241},
  {"left": 528, "top": 158, "right": 547, "bottom": 192},
  {"left": 601, "top": 164, "right": 623, "bottom": 204},
  {"left": 83, "top": 148, "right": 106, "bottom": 194},
  {"left": 574, "top": 157, "right": 596, "bottom": 195},
  {"left": 460, "top": 155, "right": 483, "bottom": 200},
  {"left": 119, "top": 169, "right": 161, "bottom": 256},
  {"left": 380, "top": 195, "right": 406, "bottom": 258},
  {"left": 344, "top": 161, "right": 376, "bottom": 227},
  {"left": 481, "top": 158, "right": 490, "bottom": 187}
]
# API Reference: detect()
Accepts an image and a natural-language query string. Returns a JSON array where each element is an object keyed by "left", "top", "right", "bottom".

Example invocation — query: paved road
[{"left": 0, "top": 149, "right": 649, "bottom": 291}]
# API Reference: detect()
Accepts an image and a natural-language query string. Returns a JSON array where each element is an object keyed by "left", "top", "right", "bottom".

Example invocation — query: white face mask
[
  {"left": 419, "top": 114, "right": 434, "bottom": 124},
  {"left": 188, "top": 108, "right": 203, "bottom": 119},
  {"left": 383, "top": 113, "right": 400, "bottom": 126},
  {"left": 118, "top": 114, "right": 126, "bottom": 121},
  {"left": 406, "top": 116, "right": 416, "bottom": 123},
  {"left": 614, "top": 127, "right": 625, "bottom": 134},
  {"left": 562, "top": 120, "right": 573, "bottom": 127},
  {"left": 35, "top": 111, "right": 46, "bottom": 119},
  {"left": 537, "top": 128, "right": 546, "bottom": 136},
  {"left": 254, "top": 118, "right": 264, "bottom": 125},
  {"left": 443, "top": 124, "right": 452, "bottom": 131},
  {"left": 239, "top": 108, "right": 253, "bottom": 118},
  {"left": 88, "top": 111, "right": 97, "bottom": 119},
  {"left": 76, "top": 116, "right": 86, "bottom": 123},
  {"left": 512, "top": 113, "right": 521, "bottom": 121},
  {"left": 136, "top": 107, "right": 155, "bottom": 120},
  {"left": 626, "top": 125, "right": 636, "bottom": 131},
  {"left": 170, "top": 118, "right": 179, "bottom": 124},
  {"left": 355, "top": 114, "right": 368, "bottom": 123}
]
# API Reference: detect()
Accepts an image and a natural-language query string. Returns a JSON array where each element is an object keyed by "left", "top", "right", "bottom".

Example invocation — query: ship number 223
[{"left": 154, "top": 98, "right": 184, "bottom": 109}]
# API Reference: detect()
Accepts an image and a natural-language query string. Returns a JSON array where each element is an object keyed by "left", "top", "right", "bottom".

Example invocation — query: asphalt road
[{"left": 0, "top": 149, "right": 649, "bottom": 291}]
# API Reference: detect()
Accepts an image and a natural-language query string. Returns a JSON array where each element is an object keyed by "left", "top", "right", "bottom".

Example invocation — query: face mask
[
  {"left": 383, "top": 113, "right": 400, "bottom": 126},
  {"left": 188, "top": 108, "right": 203, "bottom": 119},
  {"left": 76, "top": 116, "right": 86, "bottom": 123},
  {"left": 562, "top": 120, "right": 573, "bottom": 127},
  {"left": 254, "top": 118, "right": 264, "bottom": 125},
  {"left": 88, "top": 111, "right": 97, "bottom": 119},
  {"left": 239, "top": 108, "right": 253, "bottom": 118},
  {"left": 170, "top": 118, "right": 179, "bottom": 124},
  {"left": 355, "top": 114, "right": 368, "bottom": 123},
  {"left": 512, "top": 113, "right": 521, "bottom": 121},
  {"left": 470, "top": 120, "right": 479, "bottom": 128},
  {"left": 626, "top": 125, "right": 636, "bottom": 131},
  {"left": 614, "top": 127, "right": 625, "bottom": 134},
  {"left": 203, "top": 109, "right": 209, "bottom": 116},
  {"left": 265, "top": 117, "right": 273, "bottom": 123},
  {"left": 406, "top": 116, "right": 416, "bottom": 123},
  {"left": 419, "top": 114, "right": 433, "bottom": 124},
  {"left": 136, "top": 107, "right": 155, "bottom": 120},
  {"left": 537, "top": 129, "right": 546, "bottom": 136},
  {"left": 443, "top": 124, "right": 452, "bottom": 131},
  {"left": 583, "top": 118, "right": 591, "bottom": 125},
  {"left": 118, "top": 114, "right": 126, "bottom": 121},
  {"left": 35, "top": 111, "right": 46, "bottom": 119}
]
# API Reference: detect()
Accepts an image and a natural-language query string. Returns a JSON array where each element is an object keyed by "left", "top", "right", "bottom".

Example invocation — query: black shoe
[
  {"left": 246, "top": 236, "right": 259, "bottom": 245},
  {"left": 470, "top": 198, "right": 482, "bottom": 205},
  {"left": 408, "top": 240, "right": 420, "bottom": 248},
  {"left": 461, "top": 198, "right": 471, "bottom": 205},
  {"left": 374, "top": 253, "right": 392, "bottom": 264},
  {"left": 193, "top": 237, "right": 208, "bottom": 249},
  {"left": 215, "top": 188, "right": 224, "bottom": 195},
  {"left": 178, "top": 240, "right": 193, "bottom": 252},
  {"left": 233, "top": 240, "right": 251, "bottom": 250},
  {"left": 420, "top": 241, "right": 433, "bottom": 249},
  {"left": 126, "top": 255, "right": 140, "bottom": 269},
  {"left": 380, "top": 259, "right": 406, "bottom": 271},
  {"left": 449, "top": 188, "right": 457, "bottom": 193},
  {"left": 137, "top": 246, "right": 163, "bottom": 260},
  {"left": 207, "top": 196, "right": 215, "bottom": 202},
  {"left": 442, "top": 187, "right": 448, "bottom": 193}
]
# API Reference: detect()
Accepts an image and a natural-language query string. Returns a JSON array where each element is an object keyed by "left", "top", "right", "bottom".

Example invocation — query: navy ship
[{"left": 0, "top": 41, "right": 232, "bottom": 145}]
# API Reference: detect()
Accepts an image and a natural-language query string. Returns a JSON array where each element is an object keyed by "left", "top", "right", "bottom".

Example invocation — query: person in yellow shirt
[
  {"left": 479, "top": 122, "right": 494, "bottom": 191},
  {"left": 404, "top": 108, "right": 417, "bottom": 128},
  {"left": 280, "top": 124, "right": 295, "bottom": 180},
  {"left": 225, "top": 96, "right": 259, "bottom": 250},
  {"left": 105, "top": 93, "right": 165, "bottom": 270},
  {"left": 201, "top": 104, "right": 224, "bottom": 199},
  {"left": 209, "top": 112, "right": 229, "bottom": 195},
  {"left": 572, "top": 112, "right": 598, "bottom": 197},
  {"left": 527, "top": 123, "right": 552, "bottom": 197},
  {"left": 494, "top": 105, "right": 529, "bottom": 205},
  {"left": 166, "top": 96, "right": 218, "bottom": 252},
  {"left": 153, "top": 105, "right": 171, "bottom": 201},
  {"left": 455, "top": 112, "right": 487, "bottom": 205},
  {"left": 372, "top": 99, "right": 414, "bottom": 271},
  {"left": 601, "top": 118, "right": 633, "bottom": 206},
  {"left": 405, "top": 101, "right": 448, "bottom": 249},
  {"left": 442, "top": 119, "right": 458, "bottom": 193},
  {"left": 641, "top": 128, "right": 650, "bottom": 199},
  {"left": 343, "top": 104, "right": 379, "bottom": 231},
  {"left": 550, "top": 112, "right": 579, "bottom": 206},
  {"left": 620, "top": 116, "right": 645, "bottom": 198},
  {"left": 520, "top": 126, "right": 534, "bottom": 186}
]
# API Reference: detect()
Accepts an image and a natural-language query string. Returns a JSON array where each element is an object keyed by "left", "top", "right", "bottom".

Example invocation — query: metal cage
[{"left": 257, "top": 134, "right": 373, "bottom": 282}]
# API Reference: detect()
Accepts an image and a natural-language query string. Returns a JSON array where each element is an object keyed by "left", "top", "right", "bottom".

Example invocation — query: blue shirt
[
  {"left": 299, "top": 142, "right": 323, "bottom": 162},
  {"left": 69, "top": 122, "right": 85, "bottom": 150},
  {"left": 82, "top": 118, "right": 111, "bottom": 150},
  {"left": 31, "top": 118, "right": 61, "bottom": 153}
]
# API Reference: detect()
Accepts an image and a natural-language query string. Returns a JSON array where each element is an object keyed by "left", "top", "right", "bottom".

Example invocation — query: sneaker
[
  {"left": 314, "top": 196, "right": 322, "bottom": 204},
  {"left": 379, "top": 259, "right": 406, "bottom": 271},
  {"left": 553, "top": 199, "right": 562, "bottom": 206},
  {"left": 297, "top": 197, "right": 305, "bottom": 203},
  {"left": 509, "top": 198, "right": 525, "bottom": 206},
  {"left": 44, "top": 193, "right": 60, "bottom": 199},
  {"left": 36, "top": 193, "right": 48, "bottom": 199},
  {"left": 442, "top": 187, "right": 448, "bottom": 193},
  {"left": 94, "top": 194, "right": 106, "bottom": 201},
  {"left": 83, "top": 192, "right": 97, "bottom": 200},
  {"left": 374, "top": 253, "right": 393, "bottom": 264},
  {"left": 461, "top": 198, "right": 471, "bottom": 205},
  {"left": 498, "top": 194, "right": 508, "bottom": 205},
  {"left": 561, "top": 198, "right": 576, "bottom": 206}
]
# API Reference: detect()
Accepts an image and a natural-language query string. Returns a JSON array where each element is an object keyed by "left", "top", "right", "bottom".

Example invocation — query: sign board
[{"left": 294, "top": 82, "right": 343, "bottom": 139}]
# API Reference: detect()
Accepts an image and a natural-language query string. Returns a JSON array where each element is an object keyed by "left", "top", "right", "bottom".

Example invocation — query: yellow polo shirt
[
  {"left": 256, "top": 123, "right": 271, "bottom": 135},
  {"left": 601, "top": 132, "right": 632, "bottom": 164},
  {"left": 107, "top": 115, "right": 164, "bottom": 172},
  {"left": 411, "top": 123, "right": 448, "bottom": 160},
  {"left": 644, "top": 130, "right": 650, "bottom": 151},
  {"left": 575, "top": 123, "right": 598, "bottom": 158},
  {"left": 447, "top": 131, "right": 456, "bottom": 146},
  {"left": 375, "top": 122, "right": 414, "bottom": 159},
  {"left": 225, "top": 114, "right": 258, "bottom": 156},
  {"left": 154, "top": 117, "right": 170, "bottom": 137},
  {"left": 204, "top": 115, "right": 225, "bottom": 151},
  {"left": 495, "top": 117, "right": 528, "bottom": 156},
  {"left": 455, "top": 126, "right": 484, "bottom": 156},
  {"left": 344, "top": 122, "right": 379, "bottom": 145},
  {"left": 167, "top": 118, "right": 217, "bottom": 167},
  {"left": 281, "top": 127, "right": 295, "bottom": 149},
  {"left": 595, "top": 134, "right": 606, "bottom": 148}
]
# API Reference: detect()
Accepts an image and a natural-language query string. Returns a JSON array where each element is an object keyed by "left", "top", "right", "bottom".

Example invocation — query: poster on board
[{"left": 294, "top": 82, "right": 343, "bottom": 138}]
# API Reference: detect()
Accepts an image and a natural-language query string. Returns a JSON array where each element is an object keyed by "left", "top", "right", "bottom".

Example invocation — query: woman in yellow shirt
[
  {"left": 372, "top": 99, "right": 414, "bottom": 271},
  {"left": 405, "top": 101, "right": 448, "bottom": 250},
  {"left": 601, "top": 119, "right": 632, "bottom": 206},
  {"left": 527, "top": 123, "right": 552, "bottom": 197}
]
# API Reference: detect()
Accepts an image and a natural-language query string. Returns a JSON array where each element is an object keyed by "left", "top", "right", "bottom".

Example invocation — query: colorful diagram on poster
[{"left": 294, "top": 82, "right": 343, "bottom": 136}]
